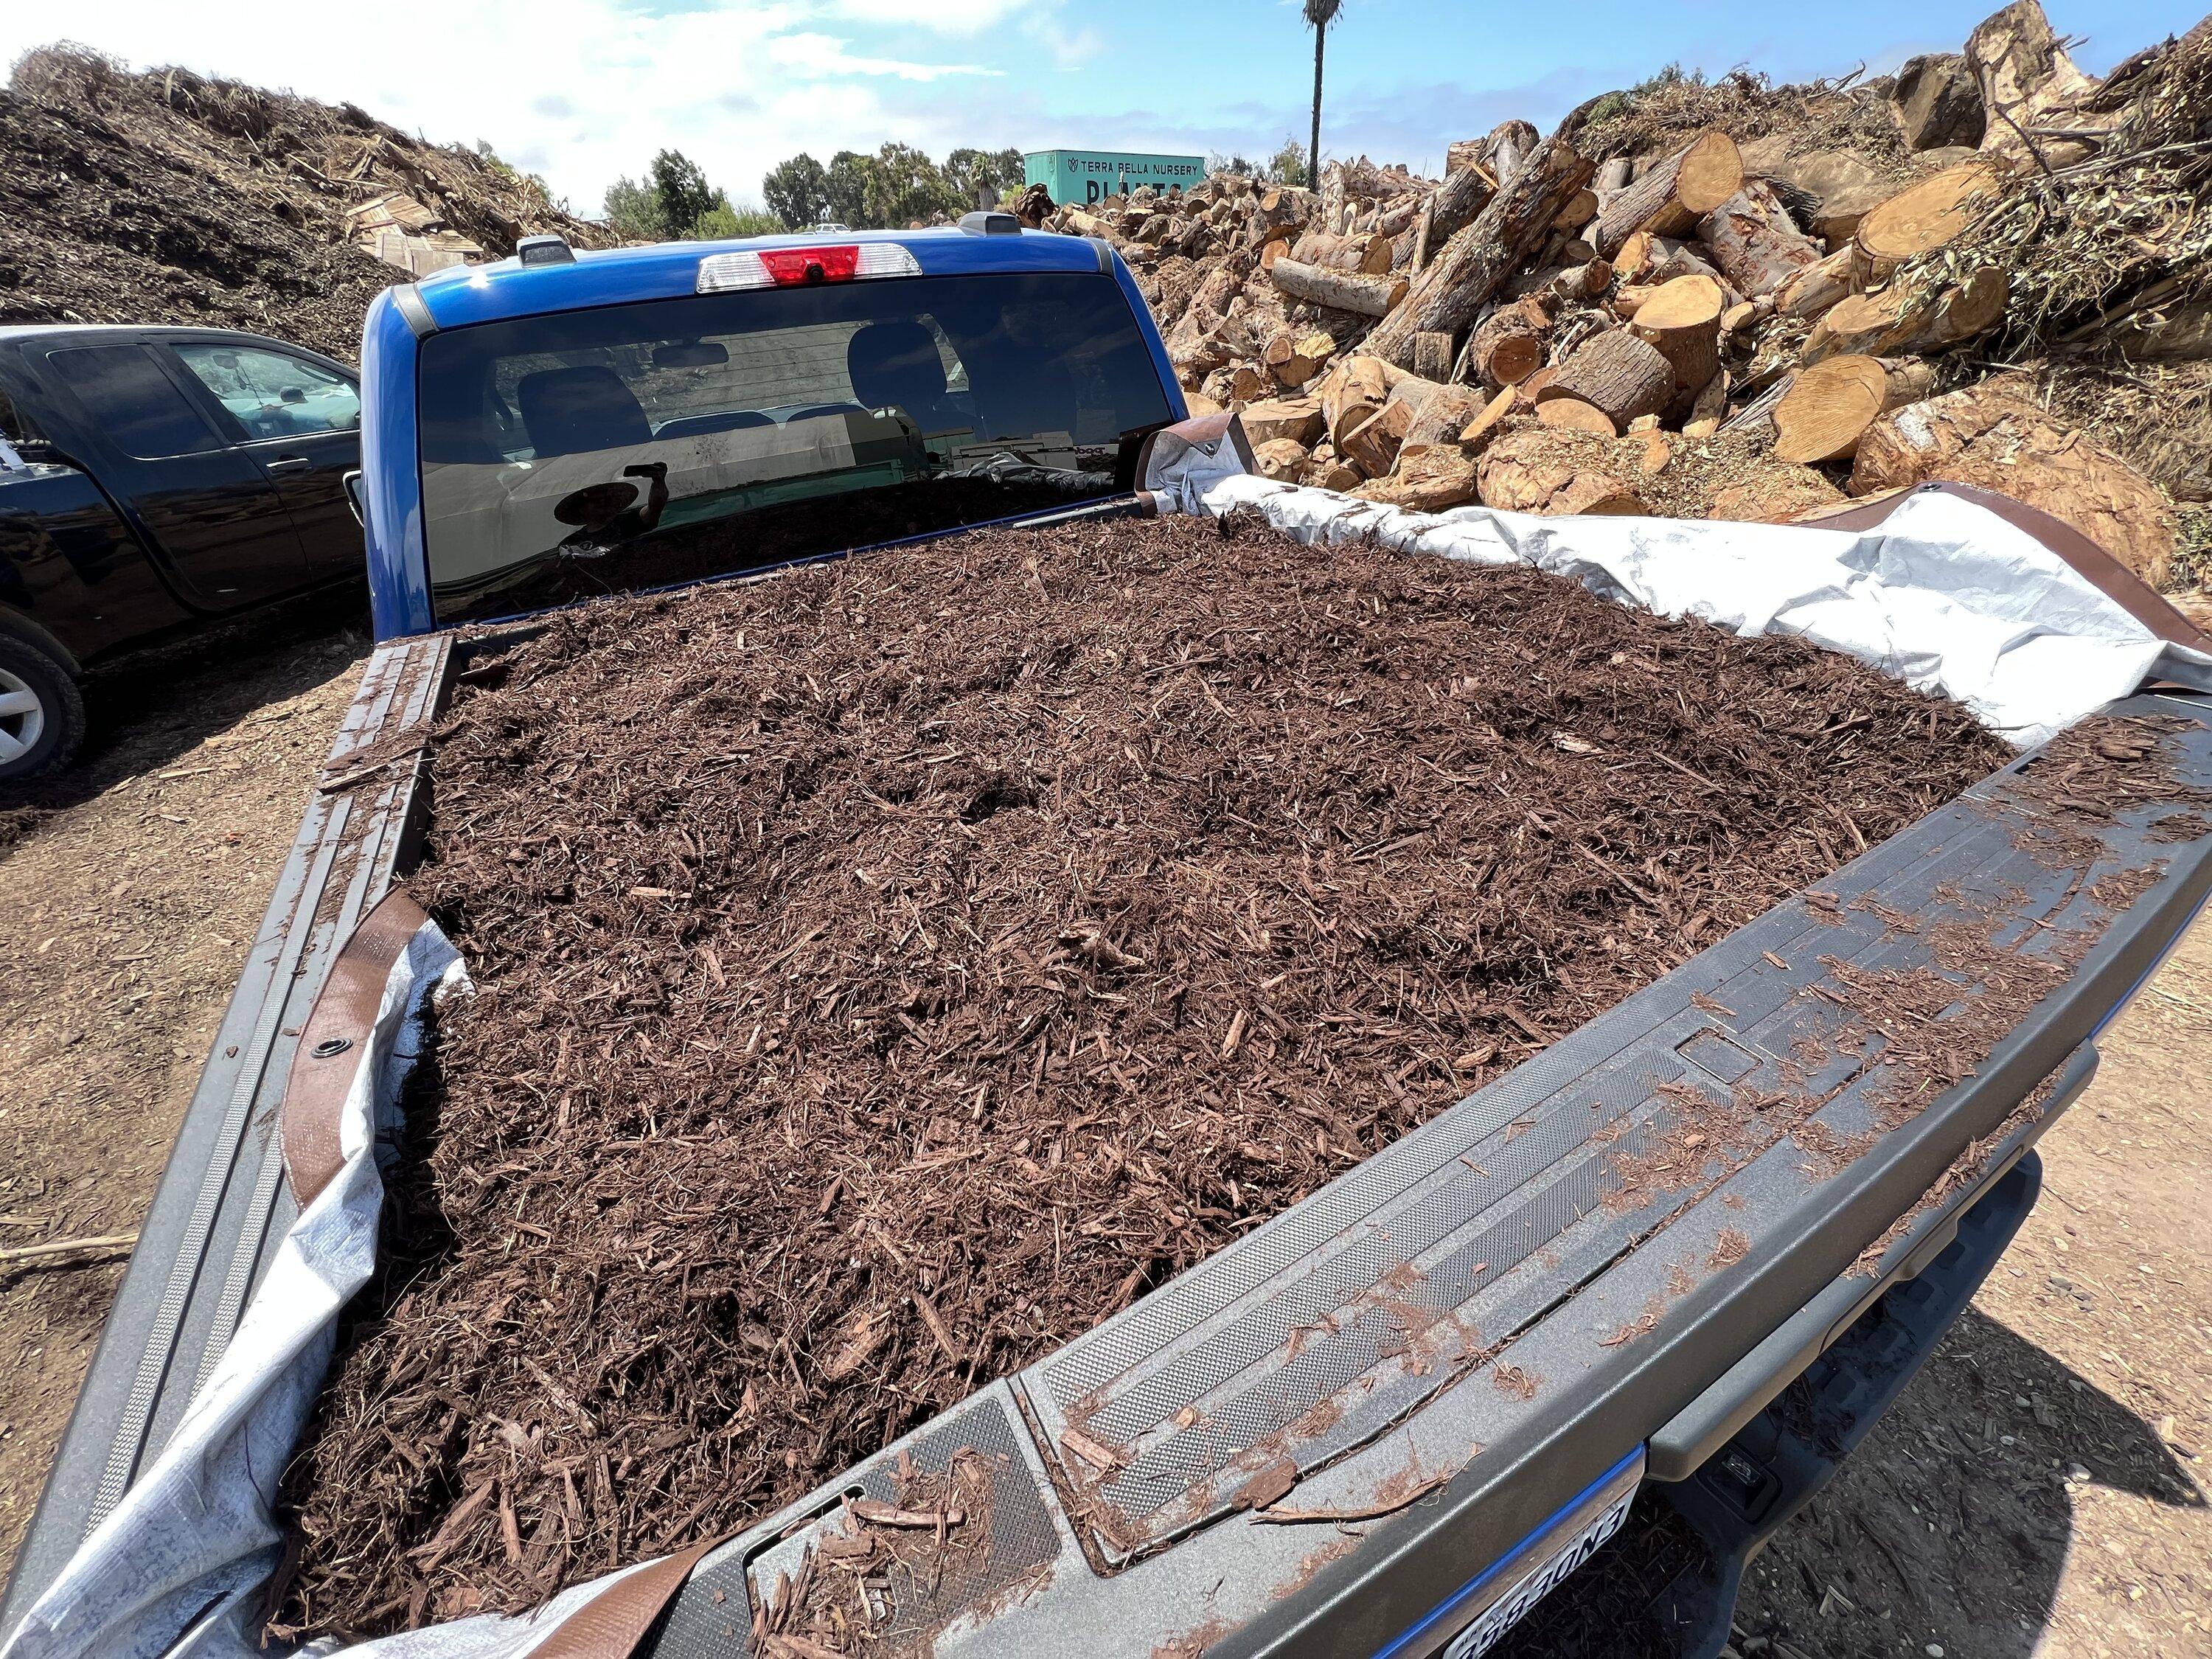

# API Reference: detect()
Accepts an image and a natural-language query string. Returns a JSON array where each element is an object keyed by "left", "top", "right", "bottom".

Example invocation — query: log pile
[{"left": 1031, "top": 0, "right": 2203, "bottom": 588}]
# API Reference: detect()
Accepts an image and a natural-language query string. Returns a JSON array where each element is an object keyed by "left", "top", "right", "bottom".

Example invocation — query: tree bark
[
  {"left": 1591, "top": 132, "right": 1743, "bottom": 257},
  {"left": 1802, "top": 268, "right": 2008, "bottom": 361},
  {"left": 1310, "top": 18, "right": 1326, "bottom": 189},
  {"left": 1391, "top": 163, "right": 1495, "bottom": 271},
  {"left": 1363, "top": 103, "right": 1599, "bottom": 369},
  {"left": 1486, "top": 119, "right": 1540, "bottom": 186},
  {"left": 1412, "top": 330, "right": 1455, "bottom": 381},
  {"left": 1774, "top": 246, "right": 1856, "bottom": 321},
  {"left": 1698, "top": 179, "right": 1823, "bottom": 298},
  {"left": 1289, "top": 229, "right": 1391, "bottom": 274},
  {"left": 1269, "top": 258, "right": 1408, "bottom": 316},
  {"left": 1400, "top": 382, "right": 1491, "bottom": 451},
  {"left": 1537, "top": 329, "right": 1675, "bottom": 426}
]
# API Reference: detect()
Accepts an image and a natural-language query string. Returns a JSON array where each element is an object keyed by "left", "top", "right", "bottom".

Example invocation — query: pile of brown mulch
[{"left": 274, "top": 510, "right": 2008, "bottom": 1640}]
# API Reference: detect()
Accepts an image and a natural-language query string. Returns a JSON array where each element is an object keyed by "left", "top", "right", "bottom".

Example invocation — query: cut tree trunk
[
  {"left": 1321, "top": 355, "right": 1394, "bottom": 448},
  {"left": 1478, "top": 426, "right": 1643, "bottom": 513},
  {"left": 1591, "top": 132, "right": 1744, "bottom": 258},
  {"left": 1340, "top": 398, "right": 1416, "bottom": 476},
  {"left": 1551, "top": 188, "right": 1599, "bottom": 231},
  {"left": 1557, "top": 259, "right": 1615, "bottom": 302},
  {"left": 1698, "top": 180, "right": 1823, "bottom": 298},
  {"left": 1537, "top": 330, "right": 1674, "bottom": 427},
  {"left": 1775, "top": 246, "right": 1857, "bottom": 321},
  {"left": 1627, "top": 274, "right": 1725, "bottom": 402},
  {"left": 1966, "top": 0, "right": 2104, "bottom": 161},
  {"left": 1772, "top": 355, "right": 1892, "bottom": 462},
  {"left": 1263, "top": 332, "right": 1319, "bottom": 387},
  {"left": 1412, "top": 331, "right": 1455, "bottom": 381},
  {"left": 1851, "top": 161, "right": 2004, "bottom": 286},
  {"left": 1535, "top": 396, "right": 1618, "bottom": 437},
  {"left": 1596, "top": 158, "right": 1634, "bottom": 193},
  {"left": 1391, "top": 162, "right": 1497, "bottom": 271},
  {"left": 1289, "top": 229, "right": 1391, "bottom": 274},
  {"left": 1485, "top": 119, "right": 1541, "bottom": 185},
  {"left": 1269, "top": 259, "right": 1408, "bottom": 317},
  {"left": 1363, "top": 104, "right": 1599, "bottom": 369},
  {"left": 1458, "top": 386, "right": 1518, "bottom": 451},
  {"left": 1470, "top": 296, "right": 1554, "bottom": 389},
  {"left": 1803, "top": 268, "right": 2008, "bottom": 361},
  {"left": 1400, "top": 383, "right": 1491, "bottom": 451}
]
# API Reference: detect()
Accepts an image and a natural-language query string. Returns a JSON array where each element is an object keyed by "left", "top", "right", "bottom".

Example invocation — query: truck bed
[{"left": 7, "top": 623, "right": 2209, "bottom": 1658}]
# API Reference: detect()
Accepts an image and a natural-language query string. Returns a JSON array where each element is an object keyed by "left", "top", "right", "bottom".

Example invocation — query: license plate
[
  {"left": 1441, "top": 1483, "right": 1637, "bottom": 1659},
  {"left": 1374, "top": 1447, "right": 1644, "bottom": 1659}
]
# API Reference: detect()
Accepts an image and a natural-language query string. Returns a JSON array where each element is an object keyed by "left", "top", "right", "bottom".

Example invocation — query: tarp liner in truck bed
[{"left": 7, "top": 508, "right": 2212, "bottom": 1658}]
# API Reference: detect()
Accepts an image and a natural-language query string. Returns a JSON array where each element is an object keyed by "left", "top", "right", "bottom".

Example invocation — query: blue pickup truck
[{"left": 7, "top": 220, "right": 2210, "bottom": 1659}]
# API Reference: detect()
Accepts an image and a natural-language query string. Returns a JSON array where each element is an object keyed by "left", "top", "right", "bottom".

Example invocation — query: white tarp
[
  {"left": 11, "top": 441, "right": 2211, "bottom": 1659},
  {"left": 1145, "top": 437, "right": 2212, "bottom": 747}
]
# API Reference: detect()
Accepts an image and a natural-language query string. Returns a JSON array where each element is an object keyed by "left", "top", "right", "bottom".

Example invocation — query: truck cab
[{"left": 359, "top": 219, "right": 1184, "bottom": 639}]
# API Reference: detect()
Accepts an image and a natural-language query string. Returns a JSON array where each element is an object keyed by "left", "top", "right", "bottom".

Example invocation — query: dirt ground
[
  {"left": 0, "top": 621, "right": 368, "bottom": 1581},
  {"left": 0, "top": 620, "right": 2206, "bottom": 1655}
]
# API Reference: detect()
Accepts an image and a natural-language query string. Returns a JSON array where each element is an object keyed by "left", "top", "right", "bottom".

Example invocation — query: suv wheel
[{"left": 0, "top": 634, "right": 86, "bottom": 782}]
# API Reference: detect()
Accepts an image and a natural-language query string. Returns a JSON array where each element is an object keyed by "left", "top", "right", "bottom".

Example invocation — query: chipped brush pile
[{"left": 274, "top": 512, "right": 2006, "bottom": 1640}]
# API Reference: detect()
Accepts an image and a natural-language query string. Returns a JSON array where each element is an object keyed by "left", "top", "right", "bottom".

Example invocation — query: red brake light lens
[{"left": 757, "top": 245, "right": 860, "bottom": 285}]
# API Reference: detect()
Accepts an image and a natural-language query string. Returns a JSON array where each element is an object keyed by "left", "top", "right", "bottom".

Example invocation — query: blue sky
[{"left": 1, "top": 0, "right": 2199, "bottom": 215}]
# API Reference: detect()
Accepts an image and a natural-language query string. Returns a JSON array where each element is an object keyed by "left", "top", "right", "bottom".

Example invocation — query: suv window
[
  {"left": 173, "top": 344, "right": 361, "bottom": 440},
  {"left": 52, "top": 344, "right": 228, "bottom": 460}
]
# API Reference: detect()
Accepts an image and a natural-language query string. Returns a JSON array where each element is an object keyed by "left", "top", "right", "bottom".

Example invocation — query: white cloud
[
  {"left": 766, "top": 30, "right": 1001, "bottom": 80},
  {"left": 818, "top": 0, "right": 1040, "bottom": 31}
]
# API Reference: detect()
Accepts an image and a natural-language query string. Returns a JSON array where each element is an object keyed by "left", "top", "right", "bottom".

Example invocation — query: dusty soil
[
  {"left": 277, "top": 512, "right": 2003, "bottom": 1639},
  {"left": 0, "top": 623, "right": 368, "bottom": 1584},
  {"left": 0, "top": 543, "right": 2205, "bottom": 1655}
]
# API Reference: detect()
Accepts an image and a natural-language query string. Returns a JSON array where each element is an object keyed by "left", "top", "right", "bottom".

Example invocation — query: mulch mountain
[
  {"left": 0, "top": 46, "right": 607, "bottom": 361},
  {"left": 273, "top": 511, "right": 2007, "bottom": 1639}
]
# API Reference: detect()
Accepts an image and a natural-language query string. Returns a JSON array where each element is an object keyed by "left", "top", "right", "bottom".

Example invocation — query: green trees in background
[
  {"left": 599, "top": 143, "right": 1035, "bottom": 239},
  {"left": 762, "top": 153, "right": 832, "bottom": 229},
  {"left": 764, "top": 144, "right": 1027, "bottom": 231},
  {"left": 601, "top": 147, "right": 786, "bottom": 240}
]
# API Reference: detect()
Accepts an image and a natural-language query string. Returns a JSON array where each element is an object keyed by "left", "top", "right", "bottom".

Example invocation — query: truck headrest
[
  {"left": 846, "top": 321, "right": 947, "bottom": 417},
  {"left": 517, "top": 366, "right": 651, "bottom": 459}
]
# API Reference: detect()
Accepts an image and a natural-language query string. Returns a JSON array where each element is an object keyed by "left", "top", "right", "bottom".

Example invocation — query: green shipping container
[{"left": 1024, "top": 150, "right": 1206, "bottom": 207}]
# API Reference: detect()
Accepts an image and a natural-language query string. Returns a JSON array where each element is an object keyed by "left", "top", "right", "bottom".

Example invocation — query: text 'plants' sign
[{"left": 1024, "top": 150, "right": 1206, "bottom": 206}]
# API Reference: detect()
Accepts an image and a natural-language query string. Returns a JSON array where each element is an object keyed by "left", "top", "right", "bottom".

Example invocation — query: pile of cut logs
[{"left": 1027, "top": 0, "right": 2191, "bottom": 585}]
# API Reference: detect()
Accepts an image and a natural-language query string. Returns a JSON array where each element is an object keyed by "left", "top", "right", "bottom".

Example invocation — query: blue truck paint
[{"left": 361, "top": 228, "right": 1186, "bottom": 641}]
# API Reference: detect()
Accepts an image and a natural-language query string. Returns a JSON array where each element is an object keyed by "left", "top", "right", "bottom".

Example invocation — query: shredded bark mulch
[{"left": 273, "top": 510, "right": 2009, "bottom": 1640}]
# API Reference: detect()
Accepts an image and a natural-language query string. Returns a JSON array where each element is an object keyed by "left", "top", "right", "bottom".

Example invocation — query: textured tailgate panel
[{"left": 652, "top": 1386, "right": 1068, "bottom": 1658}]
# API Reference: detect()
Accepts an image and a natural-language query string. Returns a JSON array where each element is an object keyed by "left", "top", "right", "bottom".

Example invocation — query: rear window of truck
[{"left": 415, "top": 269, "right": 1175, "bottom": 625}]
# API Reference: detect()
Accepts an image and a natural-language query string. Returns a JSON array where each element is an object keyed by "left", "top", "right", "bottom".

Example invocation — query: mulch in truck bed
[{"left": 272, "top": 509, "right": 2008, "bottom": 1640}]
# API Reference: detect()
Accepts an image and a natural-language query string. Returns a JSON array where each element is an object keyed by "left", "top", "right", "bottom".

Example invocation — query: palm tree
[{"left": 1304, "top": 0, "right": 1343, "bottom": 190}]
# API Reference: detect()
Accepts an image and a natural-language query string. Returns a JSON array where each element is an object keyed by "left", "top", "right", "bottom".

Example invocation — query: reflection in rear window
[{"left": 416, "top": 271, "right": 1174, "bottom": 625}]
